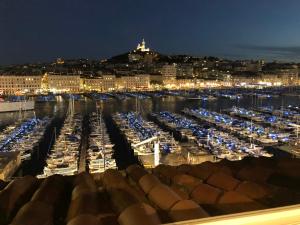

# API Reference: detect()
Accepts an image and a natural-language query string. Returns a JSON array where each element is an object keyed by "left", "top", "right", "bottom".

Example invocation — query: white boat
[{"left": 0, "top": 101, "right": 35, "bottom": 113}]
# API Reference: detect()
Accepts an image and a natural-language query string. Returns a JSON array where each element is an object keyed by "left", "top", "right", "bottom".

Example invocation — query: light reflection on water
[{"left": 0, "top": 95, "right": 299, "bottom": 128}]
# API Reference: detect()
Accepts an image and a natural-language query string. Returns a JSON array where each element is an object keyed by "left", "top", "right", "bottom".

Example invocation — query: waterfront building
[
  {"left": 261, "top": 68, "right": 298, "bottom": 86},
  {"left": 0, "top": 75, "right": 42, "bottom": 95},
  {"left": 177, "top": 63, "right": 194, "bottom": 78},
  {"left": 82, "top": 77, "right": 103, "bottom": 92},
  {"left": 102, "top": 75, "right": 116, "bottom": 92},
  {"left": 47, "top": 74, "right": 81, "bottom": 93},
  {"left": 176, "top": 79, "right": 197, "bottom": 89},
  {"left": 116, "top": 74, "right": 150, "bottom": 91},
  {"left": 161, "top": 64, "right": 177, "bottom": 87}
]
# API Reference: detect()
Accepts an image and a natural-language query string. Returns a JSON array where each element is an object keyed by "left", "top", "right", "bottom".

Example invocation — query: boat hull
[{"left": 0, "top": 101, "right": 35, "bottom": 112}]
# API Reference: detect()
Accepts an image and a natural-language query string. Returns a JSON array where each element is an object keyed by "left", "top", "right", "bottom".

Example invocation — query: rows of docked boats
[
  {"left": 152, "top": 111, "right": 272, "bottom": 161},
  {"left": 41, "top": 113, "right": 82, "bottom": 177},
  {"left": 228, "top": 106, "right": 300, "bottom": 133},
  {"left": 87, "top": 113, "right": 116, "bottom": 173},
  {"left": 113, "top": 112, "right": 180, "bottom": 156},
  {"left": 0, "top": 117, "right": 51, "bottom": 161},
  {"left": 184, "top": 108, "right": 291, "bottom": 146},
  {"left": 255, "top": 106, "right": 300, "bottom": 123}
]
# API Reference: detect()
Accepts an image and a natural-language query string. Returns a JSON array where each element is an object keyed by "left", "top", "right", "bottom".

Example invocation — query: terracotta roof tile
[
  {"left": 186, "top": 162, "right": 220, "bottom": 180},
  {"left": 276, "top": 158, "right": 300, "bottom": 179},
  {"left": 171, "top": 174, "right": 202, "bottom": 194},
  {"left": 168, "top": 199, "right": 209, "bottom": 222},
  {"left": 138, "top": 174, "right": 161, "bottom": 194},
  {"left": 235, "top": 181, "right": 270, "bottom": 200},
  {"left": 170, "top": 185, "right": 189, "bottom": 200},
  {"left": 67, "top": 192, "right": 102, "bottom": 221},
  {"left": 0, "top": 176, "right": 38, "bottom": 225},
  {"left": 237, "top": 165, "right": 274, "bottom": 183},
  {"left": 31, "top": 175, "right": 66, "bottom": 205},
  {"left": 118, "top": 203, "right": 161, "bottom": 225},
  {"left": 126, "top": 165, "right": 148, "bottom": 182},
  {"left": 153, "top": 165, "right": 179, "bottom": 180},
  {"left": 148, "top": 184, "right": 182, "bottom": 211},
  {"left": 206, "top": 171, "right": 240, "bottom": 191},
  {"left": 176, "top": 164, "right": 193, "bottom": 173},
  {"left": 67, "top": 214, "right": 102, "bottom": 225},
  {"left": 190, "top": 183, "right": 222, "bottom": 205},
  {"left": 10, "top": 201, "right": 53, "bottom": 225},
  {"left": 216, "top": 191, "right": 266, "bottom": 214},
  {"left": 1, "top": 158, "right": 300, "bottom": 224}
]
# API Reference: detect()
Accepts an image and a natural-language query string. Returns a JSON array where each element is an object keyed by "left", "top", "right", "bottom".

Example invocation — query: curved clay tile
[
  {"left": 170, "top": 185, "right": 189, "bottom": 200},
  {"left": 71, "top": 183, "right": 98, "bottom": 201},
  {"left": 235, "top": 181, "right": 269, "bottom": 200},
  {"left": 218, "top": 159, "right": 248, "bottom": 176},
  {"left": 97, "top": 213, "right": 118, "bottom": 225},
  {"left": 103, "top": 169, "right": 128, "bottom": 190},
  {"left": 31, "top": 175, "right": 65, "bottom": 205},
  {"left": 237, "top": 165, "right": 274, "bottom": 183},
  {"left": 206, "top": 171, "right": 240, "bottom": 191},
  {"left": 10, "top": 201, "right": 53, "bottom": 225},
  {"left": 67, "top": 192, "right": 100, "bottom": 222},
  {"left": 108, "top": 188, "right": 140, "bottom": 214},
  {"left": 67, "top": 214, "right": 101, "bottom": 225},
  {"left": 176, "top": 164, "right": 193, "bottom": 174},
  {"left": 250, "top": 157, "right": 277, "bottom": 168},
  {"left": 198, "top": 161, "right": 220, "bottom": 173},
  {"left": 172, "top": 174, "right": 202, "bottom": 194},
  {"left": 216, "top": 191, "right": 266, "bottom": 214},
  {"left": 276, "top": 158, "right": 300, "bottom": 179},
  {"left": 153, "top": 164, "right": 178, "bottom": 179},
  {"left": 168, "top": 199, "right": 209, "bottom": 222},
  {"left": 0, "top": 175, "right": 38, "bottom": 224},
  {"left": 126, "top": 165, "right": 148, "bottom": 182},
  {"left": 148, "top": 184, "right": 181, "bottom": 211},
  {"left": 91, "top": 173, "right": 104, "bottom": 186},
  {"left": 118, "top": 202, "right": 161, "bottom": 225},
  {"left": 138, "top": 174, "right": 160, "bottom": 194},
  {"left": 187, "top": 165, "right": 214, "bottom": 181},
  {"left": 190, "top": 183, "right": 222, "bottom": 205},
  {"left": 73, "top": 172, "right": 97, "bottom": 190}
]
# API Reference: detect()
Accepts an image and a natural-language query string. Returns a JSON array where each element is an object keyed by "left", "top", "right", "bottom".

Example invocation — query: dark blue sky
[{"left": 1, "top": 0, "right": 300, "bottom": 65}]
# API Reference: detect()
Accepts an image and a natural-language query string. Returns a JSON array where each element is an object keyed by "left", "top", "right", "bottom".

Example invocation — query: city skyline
[{"left": 1, "top": 0, "right": 300, "bottom": 65}]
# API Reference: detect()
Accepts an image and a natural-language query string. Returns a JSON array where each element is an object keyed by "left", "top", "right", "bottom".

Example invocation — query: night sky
[{"left": 1, "top": 0, "right": 300, "bottom": 65}]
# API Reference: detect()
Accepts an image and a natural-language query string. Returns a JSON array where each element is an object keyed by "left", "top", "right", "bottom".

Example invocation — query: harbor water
[{"left": 0, "top": 94, "right": 299, "bottom": 176}]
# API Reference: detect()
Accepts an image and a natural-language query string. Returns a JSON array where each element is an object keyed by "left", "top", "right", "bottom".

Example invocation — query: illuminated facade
[
  {"left": 136, "top": 38, "right": 150, "bottom": 52},
  {"left": 161, "top": 64, "right": 177, "bottom": 87},
  {"left": 102, "top": 75, "right": 116, "bottom": 92},
  {"left": 116, "top": 75, "right": 150, "bottom": 91},
  {"left": 47, "top": 74, "right": 80, "bottom": 93},
  {"left": 82, "top": 78, "right": 102, "bottom": 91},
  {"left": 0, "top": 75, "right": 42, "bottom": 95}
]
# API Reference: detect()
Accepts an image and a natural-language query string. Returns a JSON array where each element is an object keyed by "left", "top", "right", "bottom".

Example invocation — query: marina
[
  {"left": 184, "top": 108, "right": 291, "bottom": 145},
  {"left": 152, "top": 111, "right": 273, "bottom": 161},
  {"left": 112, "top": 111, "right": 183, "bottom": 167},
  {"left": 0, "top": 90, "right": 298, "bottom": 178},
  {"left": 87, "top": 111, "right": 116, "bottom": 173},
  {"left": 39, "top": 101, "right": 83, "bottom": 177},
  {"left": 0, "top": 117, "right": 51, "bottom": 161}
]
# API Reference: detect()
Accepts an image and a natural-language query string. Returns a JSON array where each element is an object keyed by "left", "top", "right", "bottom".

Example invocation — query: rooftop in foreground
[{"left": 0, "top": 156, "right": 299, "bottom": 225}]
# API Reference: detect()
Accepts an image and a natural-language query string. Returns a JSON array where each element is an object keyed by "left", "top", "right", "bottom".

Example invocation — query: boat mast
[{"left": 101, "top": 104, "right": 105, "bottom": 171}]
